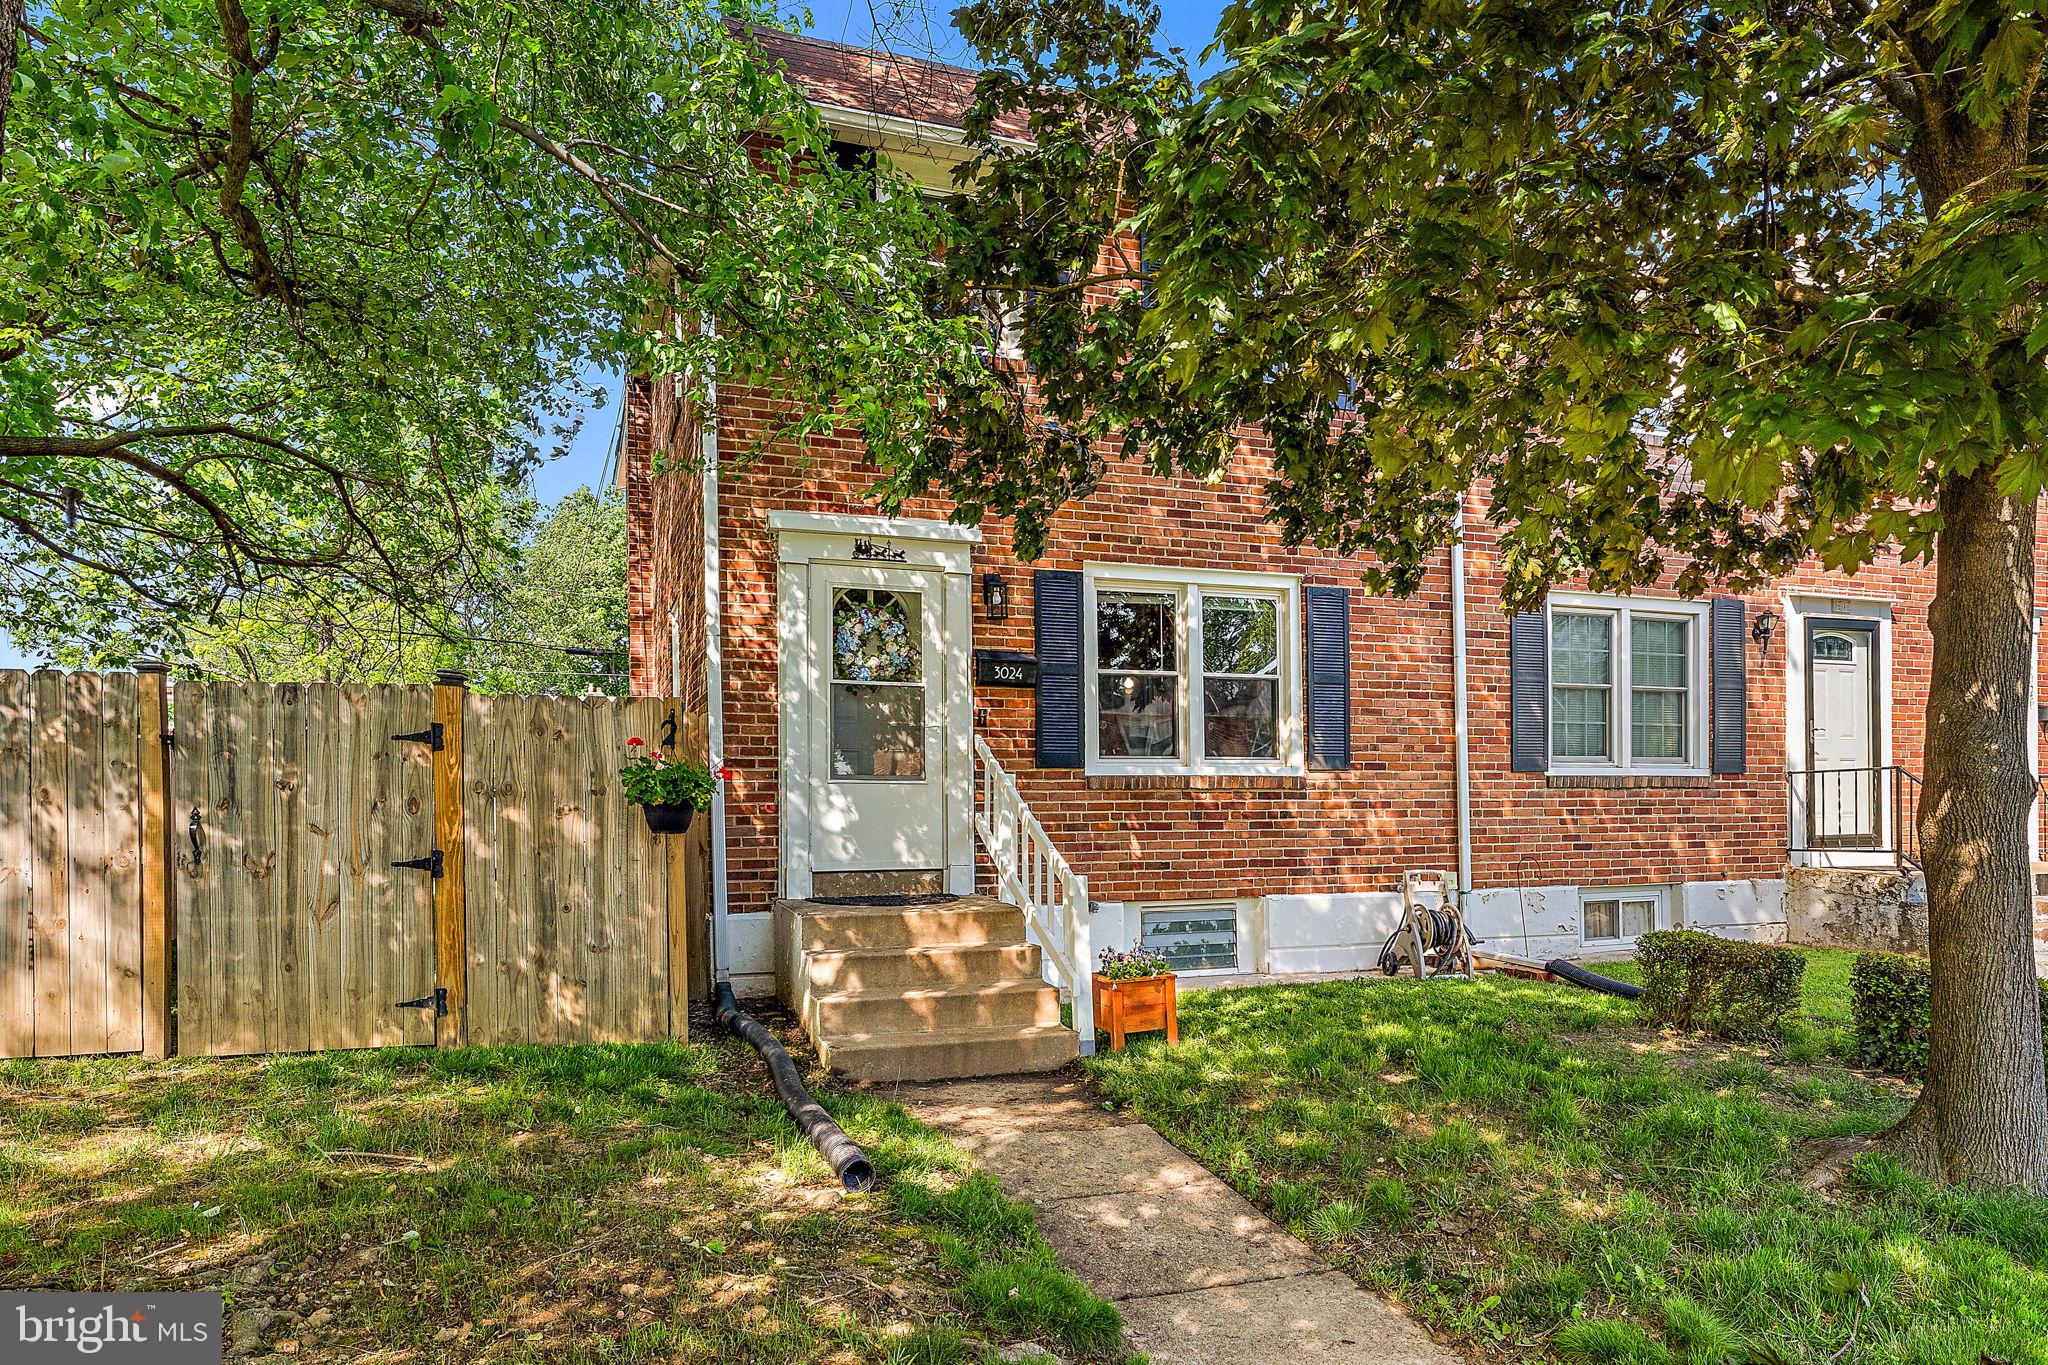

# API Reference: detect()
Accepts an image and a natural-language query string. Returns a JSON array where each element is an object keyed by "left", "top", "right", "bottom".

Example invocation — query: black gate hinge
[
  {"left": 391, "top": 721, "right": 445, "bottom": 751},
  {"left": 392, "top": 848, "right": 444, "bottom": 878},
  {"left": 395, "top": 987, "right": 448, "bottom": 1017}
]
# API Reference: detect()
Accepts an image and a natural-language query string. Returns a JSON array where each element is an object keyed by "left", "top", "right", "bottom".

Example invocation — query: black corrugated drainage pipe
[
  {"left": 714, "top": 981, "right": 876, "bottom": 1192},
  {"left": 1546, "top": 958, "right": 1646, "bottom": 1000}
]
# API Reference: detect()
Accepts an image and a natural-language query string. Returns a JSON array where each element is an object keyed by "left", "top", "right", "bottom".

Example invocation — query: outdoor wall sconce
[
  {"left": 983, "top": 571, "right": 1009, "bottom": 621},
  {"left": 1751, "top": 607, "right": 1780, "bottom": 658}
]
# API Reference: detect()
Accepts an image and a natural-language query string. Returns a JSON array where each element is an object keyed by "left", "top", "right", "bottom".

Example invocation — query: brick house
[{"left": 624, "top": 30, "right": 2047, "bottom": 1071}]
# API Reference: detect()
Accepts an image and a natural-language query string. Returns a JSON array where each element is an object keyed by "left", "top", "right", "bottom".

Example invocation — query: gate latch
[
  {"left": 395, "top": 987, "right": 448, "bottom": 1017},
  {"left": 392, "top": 848, "right": 444, "bottom": 878},
  {"left": 391, "top": 721, "right": 445, "bottom": 751}
]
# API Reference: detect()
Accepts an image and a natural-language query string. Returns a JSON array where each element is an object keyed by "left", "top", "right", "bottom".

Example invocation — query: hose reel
[{"left": 1377, "top": 870, "right": 1477, "bottom": 980}]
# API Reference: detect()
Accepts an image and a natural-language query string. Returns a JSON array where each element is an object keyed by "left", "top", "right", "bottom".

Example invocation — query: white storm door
[
  {"left": 1807, "top": 621, "right": 1879, "bottom": 846},
  {"left": 809, "top": 563, "right": 948, "bottom": 875}
]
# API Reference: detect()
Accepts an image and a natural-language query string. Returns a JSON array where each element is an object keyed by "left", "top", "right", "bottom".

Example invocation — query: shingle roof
[{"left": 733, "top": 25, "right": 1030, "bottom": 141}]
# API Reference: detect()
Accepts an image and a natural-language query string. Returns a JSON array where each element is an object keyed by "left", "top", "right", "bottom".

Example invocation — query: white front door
[
  {"left": 808, "top": 562, "right": 947, "bottom": 877},
  {"left": 1807, "top": 620, "right": 1879, "bottom": 846}
]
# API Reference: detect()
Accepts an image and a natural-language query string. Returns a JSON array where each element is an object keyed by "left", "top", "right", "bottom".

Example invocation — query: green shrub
[
  {"left": 1851, "top": 951, "right": 2048, "bottom": 1076},
  {"left": 1636, "top": 930, "right": 1805, "bottom": 1040},
  {"left": 1850, "top": 952, "right": 1933, "bottom": 1074}
]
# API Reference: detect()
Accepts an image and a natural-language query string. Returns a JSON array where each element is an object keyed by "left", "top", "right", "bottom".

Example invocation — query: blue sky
[
  {"left": 0, "top": 1, "right": 1229, "bottom": 672},
  {"left": 814, "top": 0, "right": 1228, "bottom": 70}
]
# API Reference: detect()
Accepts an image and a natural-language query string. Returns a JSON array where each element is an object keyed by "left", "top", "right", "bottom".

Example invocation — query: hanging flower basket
[
  {"left": 639, "top": 803, "right": 696, "bottom": 835},
  {"left": 618, "top": 737, "right": 727, "bottom": 836}
]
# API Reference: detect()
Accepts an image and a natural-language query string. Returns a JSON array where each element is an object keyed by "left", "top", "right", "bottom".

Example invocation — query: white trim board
[{"left": 767, "top": 509, "right": 982, "bottom": 543}]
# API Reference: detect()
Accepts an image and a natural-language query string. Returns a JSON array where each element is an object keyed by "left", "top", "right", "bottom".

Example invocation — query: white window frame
[
  {"left": 1082, "top": 565, "right": 1303, "bottom": 777},
  {"left": 1579, "top": 885, "right": 1671, "bottom": 948},
  {"left": 1546, "top": 592, "right": 1712, "bottom": 775}
]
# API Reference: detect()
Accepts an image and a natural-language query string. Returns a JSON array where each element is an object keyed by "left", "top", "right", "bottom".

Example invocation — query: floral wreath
[{"left": 834, "top": 591, "right": 917, "bottom": 682}]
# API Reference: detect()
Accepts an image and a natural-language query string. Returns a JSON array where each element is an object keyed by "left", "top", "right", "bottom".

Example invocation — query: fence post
[
  {"left": 666, "top": 706, "right": 707, "bottom": 1040},
  {"left": 135, "top": 661, "right": 172, "bottom": 1059},
  {"left": 433, "top": 671, "right": 467, "bottom": 1047}
]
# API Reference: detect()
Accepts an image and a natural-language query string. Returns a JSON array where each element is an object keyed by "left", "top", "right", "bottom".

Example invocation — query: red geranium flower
[{"left": 627, "top": 737, "right": 644, "bottom": 748}]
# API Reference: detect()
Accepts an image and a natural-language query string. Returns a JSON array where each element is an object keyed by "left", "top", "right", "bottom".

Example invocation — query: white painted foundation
[
  {"left": 724, "top": 912, "right": 778, "bottom": 998},
  {"left": 722, "top": 876, "right": 1793, "bottom": 997},
  {"left": 1247, "top": 877, "right": 1789, "bottom": 975}
]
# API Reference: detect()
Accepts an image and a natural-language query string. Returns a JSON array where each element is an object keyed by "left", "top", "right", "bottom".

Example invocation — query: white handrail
[{"left": 972, "top": 735, "right": 1095, "bottom": 1054}]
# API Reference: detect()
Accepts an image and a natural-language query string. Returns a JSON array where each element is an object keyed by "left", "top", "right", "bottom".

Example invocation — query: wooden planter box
[{"left": 1091, "top": 971, "right": 1178, "bottom": 1052}]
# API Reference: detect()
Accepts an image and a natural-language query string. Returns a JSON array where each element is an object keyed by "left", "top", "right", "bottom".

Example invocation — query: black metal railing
[{"left": 1786, "top": 765, "right": 1922, "bottom": 870}]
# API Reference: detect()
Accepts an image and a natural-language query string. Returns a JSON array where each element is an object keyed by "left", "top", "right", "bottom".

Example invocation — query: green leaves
[
  {"left": 912, "top": 0, "right": 2047, "bottom": 606},
  {"left": 2, "top": 2, "right": 974, "bottom": 659}
]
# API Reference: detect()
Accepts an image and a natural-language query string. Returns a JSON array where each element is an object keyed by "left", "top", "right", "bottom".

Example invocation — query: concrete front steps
[{"left": 775, "top": 896, "right": 1079, "bottom": 1082}]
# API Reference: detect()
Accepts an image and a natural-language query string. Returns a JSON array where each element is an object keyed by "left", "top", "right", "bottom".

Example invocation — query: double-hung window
[
  {"left": 1085, "top": 568, "right": 1302, "bottom": 774},
  {"left": 1547, "top": 595, "right": 1709, "bottom": 772}
]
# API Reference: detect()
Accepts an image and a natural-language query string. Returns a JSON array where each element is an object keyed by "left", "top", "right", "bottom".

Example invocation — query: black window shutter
[
  {"left": 1304, "top": 585, "right": 1352, "bottom": 771},
  {"left": 1034, "top": 570, "right": 1084, "bottom": 768},
  {"left": 1710, "top": 597, "right": 1747, "bottom": 774},
  {"left": 1509, "top": 610, "right": 1548, "bottom": 773}
]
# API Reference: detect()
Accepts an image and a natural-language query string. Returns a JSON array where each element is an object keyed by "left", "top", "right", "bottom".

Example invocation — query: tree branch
[
  {"left": 0, "top": 511, "right": 183, "bottom": 608},
  {"left": 355, "top": 0, "right": 446, "bottom": 35},
  {"left": 0, "top": 423, "right": 305, "bottom": 460},
  {"left": 492, "top": 113, "right": 704, "bottom": 286},
  {"left": 211, "top": 0, "right": 301, "bottom": 306}
]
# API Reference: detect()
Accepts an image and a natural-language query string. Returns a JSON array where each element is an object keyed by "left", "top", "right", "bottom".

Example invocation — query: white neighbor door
[
  {"left": 808, "top": 562, "right": 948, "bottom": 877},
  {"left": 1807, "top": 621, "right": 1879, "bottom": 846}
]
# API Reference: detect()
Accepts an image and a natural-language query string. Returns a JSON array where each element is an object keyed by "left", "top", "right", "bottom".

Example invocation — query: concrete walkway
[{"left": 899, "top": 1074, "right": 1460, "bottom": 1365}]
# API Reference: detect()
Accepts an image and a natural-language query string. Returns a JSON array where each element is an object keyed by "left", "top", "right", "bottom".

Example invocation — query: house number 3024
[{"left": 974, "top": 651, "right": 1038, "bottom": 687}]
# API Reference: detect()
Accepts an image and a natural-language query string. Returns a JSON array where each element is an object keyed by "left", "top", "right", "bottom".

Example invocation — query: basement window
[
  {"left": 1581, "top": 886, "right": 1669, "bottom": 946},
  {"left": 1139, "top": 901, "right": 1242, "bottom": 973}
]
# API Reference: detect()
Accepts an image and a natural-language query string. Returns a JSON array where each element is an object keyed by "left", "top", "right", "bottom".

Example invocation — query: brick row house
[{"left": 624, "top": 30, "right": 2048, "bottom": 1074}]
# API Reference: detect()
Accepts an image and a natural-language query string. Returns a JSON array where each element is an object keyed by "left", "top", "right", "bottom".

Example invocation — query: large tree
[
  {"left": 461, "top": 485, "right": 631, "bottom": 696},
  {"left": 909, "top": 0, "right": 2048, "bottom": 1188},
  {"left": 65, "top": 484, "right": 631, "bottom": 693},
  {"left": 2, "top": 0, "right": 973, "bottom": 658}
]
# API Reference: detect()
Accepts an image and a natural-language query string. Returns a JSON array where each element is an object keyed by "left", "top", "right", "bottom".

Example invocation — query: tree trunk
[
  {"left": 0, "top": 0, "right": 22, "bottom": 162},
  {"left": 1885, "top": 464, "right": 2048, "bottom": 1191}
]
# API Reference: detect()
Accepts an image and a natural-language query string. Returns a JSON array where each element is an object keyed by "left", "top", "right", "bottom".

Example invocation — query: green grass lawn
[
  {"left": 1085, "top": 961, "right": 2048, "bottom": 1365},
  {"left": 0, "top": 1035, "right": 1125, "bottom": 1364}
]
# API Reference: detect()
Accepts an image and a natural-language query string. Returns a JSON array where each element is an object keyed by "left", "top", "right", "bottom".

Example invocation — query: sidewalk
[{"left": 898, "top": 1074, "right": 1460, "bottom": 1365}]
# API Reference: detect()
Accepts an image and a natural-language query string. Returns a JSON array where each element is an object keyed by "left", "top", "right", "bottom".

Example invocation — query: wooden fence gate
[
  {"left": 460, "top": 693, "right": 682, "bottom": 1047},
  {"left": 171, "top": 676, "right": 696, "bottom": 1056},
  {"left": 174, "top": 681, "right": 442, "bottom": 1056},
  {"left": 0, "top": 668, "right": 702, "bottom": 1060}
]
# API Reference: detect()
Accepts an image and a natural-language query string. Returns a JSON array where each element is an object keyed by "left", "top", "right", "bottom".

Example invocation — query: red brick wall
[
  {"left": 1467, "top": 499, "right": 2048, "bottom": 891},
  {"left": 1460, "top": 497, "right": 1954, "bottom": 891},
  {"left": 654, "top": 384, "right": 1454, "bottom": 915},
  {"left": 627, "top": 374, "right": 2048, "bottom": 921},
  {"left": 624, "top": 374, "right": 707, "bottom": 715}
]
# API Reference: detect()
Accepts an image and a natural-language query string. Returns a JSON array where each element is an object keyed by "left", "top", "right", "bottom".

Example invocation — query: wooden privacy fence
[
  {"left": 0, "top": 668, "right": 706, "bottom": 1060},
  {"left": 0, "top": 670, "right": 169, "bottom": 1058}
]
